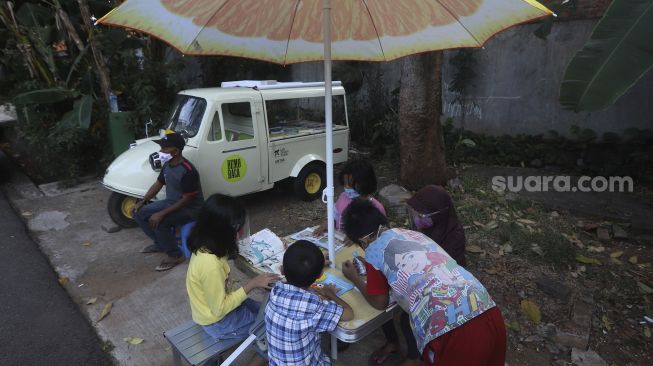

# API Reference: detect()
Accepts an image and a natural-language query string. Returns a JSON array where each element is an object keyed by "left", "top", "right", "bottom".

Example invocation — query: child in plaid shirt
[{"left": 265, "top": 240, "right": 354, "bottom": 366}]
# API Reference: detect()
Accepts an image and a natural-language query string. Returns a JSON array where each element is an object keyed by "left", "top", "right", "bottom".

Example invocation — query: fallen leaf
[
  {"left": 97, "top": 302, "right": 113, "bottom": 322},
  {"left": 610, "top": 258, "right": 623, "bottom": 265},
  {"left": 123, "top": 337, "right": 144, "bottom": 345},
  {"left": 531, "top": 244, "right": 544, "bottom": 256},
  {"left": 609, "top": 251, "right": 624, "bottom": 258},
  {"left": 58, "top": 277, "right": 69, "bottom": 286},
  {"left": 562, "top": 233, "right": 584, "bottom": 248},
  {"left": 602, "top": 315, "right": 612, "bottom": 331},
  {"left": 587, "top": 245, "right": 605, "bottom": 253},
  {"left": 576, "top": 255, "right": 601, "bottom": 265},
  {"left": 484, "top": 221, "right": 498, "bottom": 230},
  {"left": 629, "top": 256, "right": 638, "bottom": 264},
  {"left": 505, "top": 320, "right": 521, "bottom": 332},
  {"left": 517, "top": 219, "right": 536, "bottom": 225},
  {"left": 86, "top": 297, "right": 97, "bottom": 305},
  {"left": 520, "top": 299, "right": 541, "bottom": 324},
  {"left": 501, "top": 243, "right": 513, "bottom": 253},
  {"left": 473, "top": 221, "right": 484, "bottom": 227},
  {"left": 637, "top": 282, "right": 653, "bottom": 294},
  {"left": 466, "top": 245, "right": 484, "bottom": 254},
  {"left": 645, "top": 328, "right": 652, "bottom": 338},
  {"left": 82, "top": 241, "right": 92, "bottom": 247}
]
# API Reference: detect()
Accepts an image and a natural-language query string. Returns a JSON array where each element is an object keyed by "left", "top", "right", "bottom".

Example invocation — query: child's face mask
[
  {"left": 413, "top": 216, "right": 434, "bottom": 230},
  {"left": 408, "top": 205, "right": 446, "bottom": 231},
  {"left": 344, "top": 187, "right": 360, "bottom": 199}
]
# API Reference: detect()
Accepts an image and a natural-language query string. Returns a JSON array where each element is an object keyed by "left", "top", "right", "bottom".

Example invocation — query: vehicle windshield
[{"left": 165, "top": 95, "right": 207, "bottom": 138}]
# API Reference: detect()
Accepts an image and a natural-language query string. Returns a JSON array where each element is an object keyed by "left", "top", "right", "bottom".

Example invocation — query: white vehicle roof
[{"left": 179, "top": 80, "right": 345, "bottom": 102}]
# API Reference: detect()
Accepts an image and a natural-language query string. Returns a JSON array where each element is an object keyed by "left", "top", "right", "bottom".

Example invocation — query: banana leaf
[
  {"left": 13, "top": 88, "right": 79, "bottom": 105},
  {"left": 56, "top": 95, "right": 94, "bottom": 130},
  {"left": 559, "top": 0, "right": 653, "bottom": 111}
]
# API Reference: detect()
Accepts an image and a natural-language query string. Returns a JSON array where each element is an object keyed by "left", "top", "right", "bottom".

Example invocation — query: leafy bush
[{"left": 443, "top": 119, "right": 653, "bottom": 180}]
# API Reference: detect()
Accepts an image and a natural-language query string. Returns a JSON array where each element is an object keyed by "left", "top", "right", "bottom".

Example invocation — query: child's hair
[
  {"left": 338, "top": 159, "right": 377, "bottom": 195},
  {"left": 384, "top": 240, "right": 427, "bottom": 271},
  {"left": 342, "top": 199, "right": 388, "bottom": 245},
  {"left": 188, "top": 194, "right": 246, "bottom": 258},
  {"left": 283, "top": 240, "right": 324, "bottom": 288}
]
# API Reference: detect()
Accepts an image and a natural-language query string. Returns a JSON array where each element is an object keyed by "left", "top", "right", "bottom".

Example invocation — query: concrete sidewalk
[{"left": 1, "top": 168, "right": 386, "bottom": 365}]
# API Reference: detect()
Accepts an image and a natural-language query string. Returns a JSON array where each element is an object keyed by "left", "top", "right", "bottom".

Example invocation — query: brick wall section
[{"left": 538, "top": 0, "right": 613, "bottom": 20}]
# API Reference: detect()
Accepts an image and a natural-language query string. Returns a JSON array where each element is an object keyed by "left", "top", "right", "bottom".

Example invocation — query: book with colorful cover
[{"left": 290, "top": 227, "right": 346, "bottom": 253}]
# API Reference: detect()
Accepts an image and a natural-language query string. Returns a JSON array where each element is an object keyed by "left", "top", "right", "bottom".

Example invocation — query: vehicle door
[{"left": 197, "top": 98, "right": 263, "bottom": 197}]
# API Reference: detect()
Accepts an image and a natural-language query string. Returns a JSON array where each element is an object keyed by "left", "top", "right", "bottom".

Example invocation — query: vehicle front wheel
[
  {"left": 294, "top": 163, "right": 326, "bottom": 201},
  {"left": 107, "top": 192, "right": 139, "bottom": 228}
]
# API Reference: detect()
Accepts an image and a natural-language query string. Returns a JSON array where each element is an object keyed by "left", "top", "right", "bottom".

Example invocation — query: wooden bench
[{"left": 163, "top": 320, "right": 244, "bottom": 366}]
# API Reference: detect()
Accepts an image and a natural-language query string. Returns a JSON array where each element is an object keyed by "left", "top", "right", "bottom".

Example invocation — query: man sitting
[{"left": 133, "top": 132, "right": 204, "bottom": 271}]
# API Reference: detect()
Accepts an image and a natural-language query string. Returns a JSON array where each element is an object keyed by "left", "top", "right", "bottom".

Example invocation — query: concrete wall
[{"left": 441, "top": 20, "right": 653, "bottom": 137}]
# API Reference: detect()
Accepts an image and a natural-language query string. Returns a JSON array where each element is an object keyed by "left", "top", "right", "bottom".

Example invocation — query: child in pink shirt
[{"left": 317, "top": 159, "right": 386, "bottom": 234}]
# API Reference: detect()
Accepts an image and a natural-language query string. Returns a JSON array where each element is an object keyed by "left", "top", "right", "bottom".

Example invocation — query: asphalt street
[{"left": 0, "top": 158, "right": 113, "bottom": 365}]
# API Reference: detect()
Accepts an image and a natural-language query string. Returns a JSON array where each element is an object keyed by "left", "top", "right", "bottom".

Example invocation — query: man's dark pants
[{"left": 134, "top": 200, "right": 194, "bottom": 258}]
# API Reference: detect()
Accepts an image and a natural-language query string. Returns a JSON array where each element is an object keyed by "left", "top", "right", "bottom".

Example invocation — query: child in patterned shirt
[{"left": 265, "top": 240, "right": 353, "bottom": 365}]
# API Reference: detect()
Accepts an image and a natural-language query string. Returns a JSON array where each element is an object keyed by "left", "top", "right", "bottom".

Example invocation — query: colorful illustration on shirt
[{"left": 365, "top": 228, "right": 496, "bottom": 353}]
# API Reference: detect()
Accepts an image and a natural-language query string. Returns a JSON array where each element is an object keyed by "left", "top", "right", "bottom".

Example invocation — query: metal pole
[
  {"left": 323, "top": 0, "right": 338, "bottom": 361},
  {"left": 322, "top": 0, "right": 335, "bottom": 272}
]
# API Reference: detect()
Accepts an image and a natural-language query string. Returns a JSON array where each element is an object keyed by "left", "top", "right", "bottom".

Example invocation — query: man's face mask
[{"left": 158, "top": 152, "right": 173, "bottom": 165}]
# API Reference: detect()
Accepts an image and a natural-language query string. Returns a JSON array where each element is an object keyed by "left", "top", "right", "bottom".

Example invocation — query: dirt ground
[{"left": 245, "top": 156, "right": 652, "bottom": 366}]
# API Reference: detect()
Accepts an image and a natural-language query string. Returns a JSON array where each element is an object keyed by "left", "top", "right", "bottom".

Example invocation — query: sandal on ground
[
  {"left": 155, "top": 256, "right": 185, "bottom": 271},
  {"left": 368, "top": 345, "right": 399, "bottom": 365}
]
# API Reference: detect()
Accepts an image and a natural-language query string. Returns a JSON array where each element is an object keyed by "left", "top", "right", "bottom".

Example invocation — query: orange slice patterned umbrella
[{"left": 99, "top": 0, "right": 551, "bottom": 64}]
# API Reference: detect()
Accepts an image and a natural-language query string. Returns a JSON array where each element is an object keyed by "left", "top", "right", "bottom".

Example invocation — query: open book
[
  {"left": 289, "top": 227, "right": 346, "bottom": 253},
  {"left": 238, "top": 228, "right": 285, "bottom": 275}
]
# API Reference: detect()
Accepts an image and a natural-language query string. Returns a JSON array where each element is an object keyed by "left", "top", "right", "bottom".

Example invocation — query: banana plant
[{"left": 559, "top": 0, "right": 653, "bottom": 111}]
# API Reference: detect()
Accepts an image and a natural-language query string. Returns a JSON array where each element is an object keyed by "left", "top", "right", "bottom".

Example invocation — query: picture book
[{"left": 290, "top": 227, "right": 345, "bottom": 253}]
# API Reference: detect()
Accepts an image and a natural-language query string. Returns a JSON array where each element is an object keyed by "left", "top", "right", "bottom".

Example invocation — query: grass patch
[{"left": 454, "top": 171, "right": 577, "bottom": 268}]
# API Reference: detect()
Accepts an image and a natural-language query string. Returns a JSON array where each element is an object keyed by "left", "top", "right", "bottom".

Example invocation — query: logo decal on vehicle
[{"left": 221, "top": 154, "right": 247, "bottom": 183}]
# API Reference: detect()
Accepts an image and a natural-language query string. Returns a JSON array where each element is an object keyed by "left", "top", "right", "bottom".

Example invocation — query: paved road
[{"left": 0, "top": 159, "right": 113, "bottom": 365}]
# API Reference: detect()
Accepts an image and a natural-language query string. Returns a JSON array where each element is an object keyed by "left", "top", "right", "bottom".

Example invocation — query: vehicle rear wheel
[
  {"left": 294, "top": 163, "right": 326, "bottom": 201},
  {"left": 108, "top": 192, "right": 139, "bottom": 228}
]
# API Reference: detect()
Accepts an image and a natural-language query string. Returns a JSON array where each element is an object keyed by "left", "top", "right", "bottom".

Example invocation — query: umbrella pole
[
  {"left": 323, "top": 2, "right": 335, "bottom": 271},
  {"left": 323, "top": 0, "right": 338, "bottom": 361}
]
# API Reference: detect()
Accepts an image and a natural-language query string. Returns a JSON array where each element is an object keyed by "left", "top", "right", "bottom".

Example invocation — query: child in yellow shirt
[{"left": 186, "top": 194, "right": 279, "bottom": 366}]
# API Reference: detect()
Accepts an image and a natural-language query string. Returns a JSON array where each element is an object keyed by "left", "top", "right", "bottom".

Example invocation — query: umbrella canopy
[
  {"left": 98, "top": 0, "right": 552, "bottom": 64},
  {"left": 98, "top": 0, "right": 552, "bottom": 281}
]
